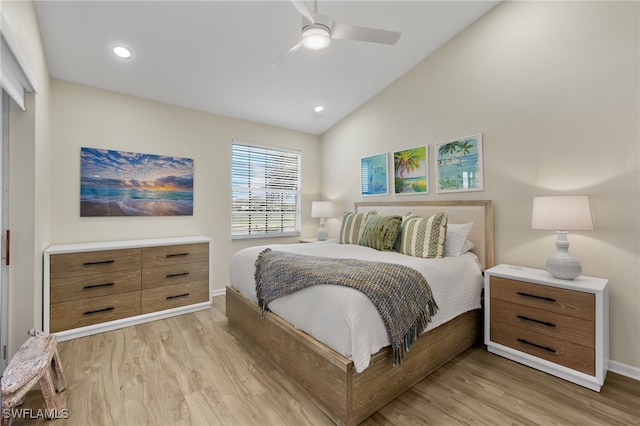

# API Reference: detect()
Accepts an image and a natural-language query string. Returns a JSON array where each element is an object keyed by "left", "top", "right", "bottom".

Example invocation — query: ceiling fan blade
[
  {"left": 290, "top": 0, "right": 314, "bottom": 25},
  {"left": 269, "top": 41, "right": 303, "bottom": 69},
  {"left": 331, "top": 22, "right": 401, "bottom": 45}
]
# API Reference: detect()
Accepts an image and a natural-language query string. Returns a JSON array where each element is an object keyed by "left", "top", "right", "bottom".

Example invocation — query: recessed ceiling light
[
  {"left": 113, "top": 46, "right": 132, "bottom": 59},
  {"left": 314, "top": 105, "right": 325, "bottom": 113}
]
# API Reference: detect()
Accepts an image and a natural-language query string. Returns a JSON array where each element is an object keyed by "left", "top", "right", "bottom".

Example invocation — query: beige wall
[
  {"left": 2, "top": 0, "right": 52, "bottom": 358},
  {"left": 50, "top": 80, "right": 321, "bottom": 294},
  {"left": 321, "top": 1, "right": 639, "bottom": 371}
]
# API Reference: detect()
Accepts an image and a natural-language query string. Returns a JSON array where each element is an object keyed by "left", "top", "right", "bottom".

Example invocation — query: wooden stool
[{"left": 1, "top": 329, "right": 67, "bottom": 426}]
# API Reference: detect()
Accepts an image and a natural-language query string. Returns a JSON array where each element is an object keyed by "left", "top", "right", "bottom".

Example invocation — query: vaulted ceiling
[{"left": 34, "top": 1, "right": 499, "bottom": 135}]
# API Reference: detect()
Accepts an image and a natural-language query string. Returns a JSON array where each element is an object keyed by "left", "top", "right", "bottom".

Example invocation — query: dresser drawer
[
  {"left": 141, "top": 243, "right": 208, "bottom": 268},
  {"left": 50, "top": 270, "right": 142, "bottom": 304},
  {"left": 50, "top": 292, "right": 141, "bottom": 333},
  {"left": 50, "top": 248, "right": 141, "bottom": 279},
  {"left": 141, "top": 281, "right": 209, "bottom": 314},
  {"left": 490, "top": 321, "right": 595, "bottom": 375},
  {"left": 141, "top": 261, "right": 209, "bottom": 289},
  {"left": 490, "top": 276, "right": 595, "bottom": 321}
]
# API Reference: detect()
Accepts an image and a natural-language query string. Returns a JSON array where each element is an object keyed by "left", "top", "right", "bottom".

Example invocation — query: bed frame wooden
[{"left": 226, "top": 200, "right": 494, "bottom": 426}]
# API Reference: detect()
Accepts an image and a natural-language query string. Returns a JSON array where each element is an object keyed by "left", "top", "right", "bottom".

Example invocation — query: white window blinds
[{"left": 231, "top": 141, "right": 301, "bottom": 239}]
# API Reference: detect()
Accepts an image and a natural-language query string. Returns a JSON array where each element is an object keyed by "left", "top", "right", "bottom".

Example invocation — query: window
[{"left": 231, "top": 141, "right": 301, "bottom": 239}]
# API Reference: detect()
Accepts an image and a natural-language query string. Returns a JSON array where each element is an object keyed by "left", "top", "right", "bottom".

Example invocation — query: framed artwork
[
  {"left": 435, "top": 134, "right": 484, "bottom": 193},
  {"left": 361, "top": 153, "right": 388, "bottom": 196},
  {"left": 80, "top": 147, "right": 194, "bottom": 216},
  {"left": 393, "top": 146, "right": 428, "bottom": 195}
]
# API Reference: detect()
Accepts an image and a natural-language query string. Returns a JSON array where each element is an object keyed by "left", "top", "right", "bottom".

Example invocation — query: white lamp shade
[
  {"left": 531, "top": 195, "right": 594, "bottom": 231},
  {"left": 311, "top": 201, "right": 333, "bottom": 218}
]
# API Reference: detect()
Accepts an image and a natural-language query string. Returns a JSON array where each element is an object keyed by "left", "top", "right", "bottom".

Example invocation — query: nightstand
[{"left": 484, "top": 264, "right": 608, "bottom": 391}]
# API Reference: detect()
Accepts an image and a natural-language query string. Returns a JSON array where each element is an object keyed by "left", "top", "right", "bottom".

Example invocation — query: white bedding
[{"left": 229, "top": 239, "right": 483, "bottom": 373}]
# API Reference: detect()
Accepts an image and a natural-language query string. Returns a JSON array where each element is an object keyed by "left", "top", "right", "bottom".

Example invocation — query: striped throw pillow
[
  {"left": 337, "top": 210, "right": 376, "bottom": 244},
  {"left": 399, "top": 211, "right": 448, "bottom": 258}
]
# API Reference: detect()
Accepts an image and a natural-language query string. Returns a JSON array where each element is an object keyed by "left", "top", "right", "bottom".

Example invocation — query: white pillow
[
  {"left": 461, "top": 239, "right": 475, "bottom": 254},
  {"left": 445, "top": 222, "right": 473, "bottom": 257}
]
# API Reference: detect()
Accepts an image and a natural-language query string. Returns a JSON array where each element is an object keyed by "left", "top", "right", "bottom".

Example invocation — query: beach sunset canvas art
[{"left": 81, "top": 148, "right": 194, "bottom": 216}]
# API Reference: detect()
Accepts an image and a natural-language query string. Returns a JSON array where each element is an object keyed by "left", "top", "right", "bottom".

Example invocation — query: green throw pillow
[
  {"left": 359, "top": 215, "right": 402, "bottom": 251},
  {"left": 399, "top": 211, "right": 448, "bottom": 258},
  {"left": 337, "top": 210, "right": 376, "bottom": 244}
]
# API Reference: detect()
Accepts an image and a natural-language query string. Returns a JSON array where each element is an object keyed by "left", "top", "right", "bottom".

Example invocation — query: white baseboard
[
  {"left": 609, "top": 360, "right": 640, "bottom": 381},
  {"left": 211, "top": 288, "right": 226, "bottom": 297}
]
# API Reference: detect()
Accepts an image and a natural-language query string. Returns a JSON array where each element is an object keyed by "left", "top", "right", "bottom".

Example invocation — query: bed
[{"left": 226, "top": 200, "right": 494, "bottom": 426}]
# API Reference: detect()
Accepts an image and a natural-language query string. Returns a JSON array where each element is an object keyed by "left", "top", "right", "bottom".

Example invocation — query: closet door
[{"left": 0, "top": 91, "right": 8, "bottom": 372}]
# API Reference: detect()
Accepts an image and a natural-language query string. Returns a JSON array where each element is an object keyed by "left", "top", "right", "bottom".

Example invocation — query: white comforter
[{"left": 229, "top": 239, "right": 483, "bottom": 373}]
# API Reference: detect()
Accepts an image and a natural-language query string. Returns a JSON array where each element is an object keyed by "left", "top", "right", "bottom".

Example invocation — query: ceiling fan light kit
[
  {"left": 270, "top": 0, "right": 402, "bottom": 67},
  {"left": 302, "top": 25, "right": 331, "bottom": 50}
]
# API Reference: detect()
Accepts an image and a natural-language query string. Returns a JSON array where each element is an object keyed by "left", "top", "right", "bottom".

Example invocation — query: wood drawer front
[
  {"left": 50, "top": 270, "right": 142, "bottom": 304},
  {"left": 141, "top": 261, "right": 209, "bottom": 289},
  {"left": 50, "top": 249, "right": 141, "bottom": 279},
  {"left": 141, "top": 243, "right": 208, "bottom": 268},
  {"left": 141, "top": 281, "right": 209, "bottom": 314},
  {"left": 50, "top": 292, "right": 141, "bottom": 333},
  {"left": 490, "top": 322, "right": 595, "bottom": 375},
  {"left": 490, "top": 299, "right": 594, "bottom": 348},
  {"left": 490, "top": 276, "right": 595, "bottom": 321}
]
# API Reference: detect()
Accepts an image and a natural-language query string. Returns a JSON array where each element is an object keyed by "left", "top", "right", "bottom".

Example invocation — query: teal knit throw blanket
[{"left": 255, "top": 248, "right": 439, "bottom": 366}]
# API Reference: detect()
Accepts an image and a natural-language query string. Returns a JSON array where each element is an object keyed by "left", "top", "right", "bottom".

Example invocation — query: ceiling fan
[{"left": 270, "top": 0, "right": 402, "bottom": 68}]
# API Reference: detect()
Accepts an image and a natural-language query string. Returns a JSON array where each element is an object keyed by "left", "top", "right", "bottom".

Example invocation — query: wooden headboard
[{"left": 355, "top": 200, "right": 494, "bottom": 270}]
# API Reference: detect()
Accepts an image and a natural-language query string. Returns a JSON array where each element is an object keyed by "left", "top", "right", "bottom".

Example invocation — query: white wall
[
  {"left": 50, "top": 80, "right": 321, "bottom": 293},
  {"left": 321, "top": 1, "right": 639, "bottom": 371}
]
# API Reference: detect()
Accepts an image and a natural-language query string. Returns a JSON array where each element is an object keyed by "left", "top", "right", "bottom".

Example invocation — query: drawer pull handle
[
  {"left": 83, "top": 282, "right": 115, "bottom": 290},
  {"left": 517, "top": 338, "right": 556, "bottom": 353},
  {"left": 166, "top": 272, "right": 190, "bottom": 278},
  {"left": 516, "top": 291, "right": 556, "bottom": 303},
  {"left": 516, "top": 315, "right": 556, "bottom": 328},
  {"left": 83, "top": 260, "right": 115, "bottom": 266},
  {"left": 166, "top": 293, "right": 190, "bottom": 300},
  {"left": 83, "top": 307, "right": 115, "bottom": 315},
  {"left": 166, "top": 253, "right": 189, "bottom": 258}
]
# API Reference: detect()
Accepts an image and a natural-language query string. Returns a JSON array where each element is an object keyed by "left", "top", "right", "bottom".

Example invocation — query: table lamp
[
  {"left": 311, "top": 201, "right": 333, "bottom": 241},
  {"left": 531, "top": 195, "right": 594, "bottom": 280}
]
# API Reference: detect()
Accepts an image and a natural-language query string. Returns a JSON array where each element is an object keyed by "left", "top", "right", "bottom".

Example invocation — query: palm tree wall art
[
  {"left": 394, "top": 146, "right": 428, "bottom": 194},
  {"left": 435, "top": 134, "right": 484, "bottom": 193}
]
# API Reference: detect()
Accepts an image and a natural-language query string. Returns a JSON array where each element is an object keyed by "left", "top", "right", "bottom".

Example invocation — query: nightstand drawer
[
  {"left": 490, "top": 276, "right": 595, "bottom": 321},
  {"left": 50, "top": 292, "right": 141, "bottom": 332},
  {"left": 50, "top": 270, "right": 142, "bottom": 303},
  {"left": 490, "top": 322, "right": 595, "bottom": 375},
  {"left": 490, "top": 299, "right": 595, "bottom": 348},
  {"left": 141, "top": 261, "right": 209, "bottom": 289},
  {"left": 141, "top": 281, "right": 209, "bottom": 314},
  {"left": 141, "top": 243, "right": 209, "bottom": 268}
]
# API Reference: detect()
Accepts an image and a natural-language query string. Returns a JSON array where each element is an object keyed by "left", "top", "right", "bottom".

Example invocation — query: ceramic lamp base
[{"left": 545, "top": 231, "right": 582, "bottom": 280}]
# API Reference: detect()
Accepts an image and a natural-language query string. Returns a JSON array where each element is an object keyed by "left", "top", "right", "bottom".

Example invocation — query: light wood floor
[{"left": 11, "top": 296, "right": 640, "bottom": 425}]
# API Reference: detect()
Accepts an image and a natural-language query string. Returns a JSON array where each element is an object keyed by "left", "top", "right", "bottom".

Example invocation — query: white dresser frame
[{"left": 43, "top": 236, "right": 213, "bottom": 341}]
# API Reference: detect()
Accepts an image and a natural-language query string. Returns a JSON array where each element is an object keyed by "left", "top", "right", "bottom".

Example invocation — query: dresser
[
  {"left": 44, "top": 236, "right": 212, "bottom": 341},
  {"left": 484, "top": 264, "right": 608, "bottom": 391}
]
